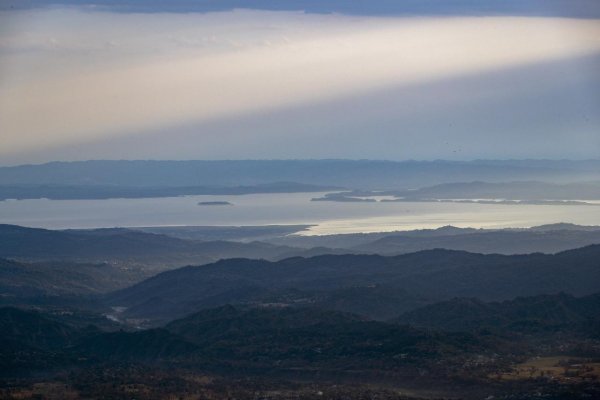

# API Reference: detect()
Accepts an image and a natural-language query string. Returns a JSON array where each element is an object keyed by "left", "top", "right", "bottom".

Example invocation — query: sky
[{"left": 1, "top": 1, "right": 599, "bottom": 165}]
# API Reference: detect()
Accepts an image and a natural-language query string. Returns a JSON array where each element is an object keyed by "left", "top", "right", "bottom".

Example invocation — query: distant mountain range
[
  {"left": 1, "top": 223, "right": 600, "bottom": 310},
  {"left": 6, "top": 222, "right": 599, "bottom": 266},
  {"left": 352, "top": 226, "right": 600, "bottom": 255},
  {"left": 0, "top": 224, "right": 308, "bottom": 269},
  {"left": 1, "top": 160, "right": 599, "bottom": 191},
  {"left": 135, "top": 224, "right": 312, "bottom": 242},
  {"left": 269, "top": 223, "right": 600, "bottom": 255},
  {"left": 391, "top": 181, "right": 600, "bottom": 201},
  {"left": 106, "top": 245, "right": 600, "bottom": 323},
  {"left": 0, "top": 182, "right": 340, "bottom": 200}
]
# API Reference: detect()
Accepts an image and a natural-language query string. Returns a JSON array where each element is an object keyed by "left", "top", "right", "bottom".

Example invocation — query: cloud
[
  {"left": 17, "top": 53, "right": 594, "bottom": 164},
  {"left": 1, "top": 8, "right": 599, "bottom": 161}
]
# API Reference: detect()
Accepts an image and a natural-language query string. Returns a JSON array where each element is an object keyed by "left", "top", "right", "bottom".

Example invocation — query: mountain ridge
[{"left": 106, "top": 245, "right": 600, "bottom": 323}]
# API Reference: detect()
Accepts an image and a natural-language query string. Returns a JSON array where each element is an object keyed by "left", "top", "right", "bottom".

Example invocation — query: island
[{"left": 197, "top": 201, "right": 233, "bottom": 206}]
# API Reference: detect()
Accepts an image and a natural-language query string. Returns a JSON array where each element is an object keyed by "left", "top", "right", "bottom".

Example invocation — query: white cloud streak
[{"left": 1, "top": 8, "right": 599, "bottom": 157}]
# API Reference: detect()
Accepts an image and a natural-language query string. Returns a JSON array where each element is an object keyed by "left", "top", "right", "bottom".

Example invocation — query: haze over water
[{"left": 1, "top": 192, "right": 599, "bottom": 235}]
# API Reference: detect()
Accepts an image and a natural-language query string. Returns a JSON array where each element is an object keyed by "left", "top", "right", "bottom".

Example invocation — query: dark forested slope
[{"left": 107, "top": 246, "right": 600, "bottom": 322}]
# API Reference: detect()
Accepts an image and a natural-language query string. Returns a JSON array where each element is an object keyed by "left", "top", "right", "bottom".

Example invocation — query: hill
[
  {"left": 1, "top": 301, "right": 598, "bottom": 398},
  {"left": 0, "top": 306, "right": 197, "bottom": 373},
  {"left": 0, "top": 224, "right": 310, "bottom": 270},
  {"left": 267, "top": 224, "right": 600, "bottom": 256},
  {"left": 107, "top": 245, "right": 600, "bottom": 323},
  {"left": 0, "top": 307, "right": 84, "bottom": 374},
  {"left": 0, "top": 182, "right": 338, "bottom": 200},
  {"left": 392, "top": 181, "right": 600, "bottom": 201},
  {"left": 0, "top": 307, "right": 81, "bottom": 350},
  {"left": 163, "top": 305, "right": 483, "bottom": 373},
  {"left": 0, "top": 305, "right": 482, "bottom": 377},
  {"left": 354, "top": 228, "right": 600, "bottom": 255},
  {"left": 394, "top": 292, "right": 600, "bottom": 333},
  {"left": 0, "top": 258, "right": 146, "bottom": 299}
]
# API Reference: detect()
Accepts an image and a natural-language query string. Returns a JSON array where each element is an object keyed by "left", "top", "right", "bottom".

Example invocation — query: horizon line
[{"left": 2, "top": 158, "right": 600, "bottom": 169}]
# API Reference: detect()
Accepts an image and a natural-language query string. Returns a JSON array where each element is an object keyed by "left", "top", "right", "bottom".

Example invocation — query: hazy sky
[{"left": 1, "top": 1, "right": 599, "bottom": 164}]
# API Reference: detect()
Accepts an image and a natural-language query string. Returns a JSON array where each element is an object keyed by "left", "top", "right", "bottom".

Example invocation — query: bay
[{"left": 1, "top": 192, "right": 599, "bottom": 235}]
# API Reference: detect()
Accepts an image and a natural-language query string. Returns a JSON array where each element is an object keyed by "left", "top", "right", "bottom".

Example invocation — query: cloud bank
[{"left": 1, "top": 7, "right": 599, "bottom": 162}]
